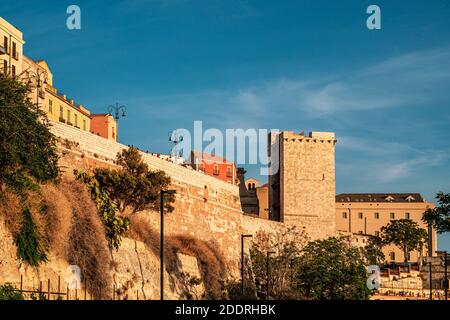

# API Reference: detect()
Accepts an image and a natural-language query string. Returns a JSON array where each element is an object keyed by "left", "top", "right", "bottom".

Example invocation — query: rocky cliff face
[{"left": 0, "top": 179, "right": 206, "bottom": 300}]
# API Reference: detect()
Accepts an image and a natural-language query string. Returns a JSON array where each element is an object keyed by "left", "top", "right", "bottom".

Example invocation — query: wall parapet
[{"left": 49, "top": 120, "right": 239, "bottom": 194}]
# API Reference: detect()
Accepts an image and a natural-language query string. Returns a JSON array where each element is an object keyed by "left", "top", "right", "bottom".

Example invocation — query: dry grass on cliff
[
  {"left": 0, "top": 178, "right": 113, "bottom": 299},
  {"left": 0, "top": 186, "right": 22, "bottom": 236},
  {"left": 62, "top": 179, "right": 112, "bottom": 299},
  {"left": 40, "top": 183, "right": 72, "bottom": 257},
  {"left": 127, "top": 214, "right": 228, "bottom": 299}
]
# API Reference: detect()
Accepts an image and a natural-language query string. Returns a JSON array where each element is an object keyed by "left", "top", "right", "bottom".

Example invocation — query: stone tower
[{"left": 268, "top": 131, "right": 337, "bottom": 240}]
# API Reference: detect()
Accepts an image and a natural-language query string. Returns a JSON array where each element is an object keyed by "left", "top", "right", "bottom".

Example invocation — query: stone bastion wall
[{"left": 50, "top": 121, "right": 287, "bottom": 276}]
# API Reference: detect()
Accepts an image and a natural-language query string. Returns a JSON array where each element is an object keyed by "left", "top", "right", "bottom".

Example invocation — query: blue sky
[{"left": 2, "top": 0, "right": 450, "bottom": 249}]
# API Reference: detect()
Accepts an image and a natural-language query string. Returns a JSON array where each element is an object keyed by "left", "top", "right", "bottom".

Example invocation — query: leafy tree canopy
[
  {"left": 295, "top": 237, "right": 370, "bottom": 300},
  {"left": 365, "top": 235, "right": 385, "bottom": 265},
  {"left": 94, "top": 147, "right": 174, "bottom": 213},
  {"left": 422, "top": 192, "right": 450, "bottom": 233},
  {"left": 250, "top": 227, "right": 308, "bottom": 299},
  {"left": 0, "top": 74, "right": 59, "bottom": 191},
  {"left": 381, "top": 219, "right": 428, "bottom": 263}
]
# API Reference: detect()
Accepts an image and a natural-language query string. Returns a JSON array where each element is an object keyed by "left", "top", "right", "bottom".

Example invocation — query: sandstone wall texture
[
  {"left": 277, "top": 131, "right": 337, "bottom": 240},
  {"left": 51, "top": 121, "right": 288, "bottom": 277}
]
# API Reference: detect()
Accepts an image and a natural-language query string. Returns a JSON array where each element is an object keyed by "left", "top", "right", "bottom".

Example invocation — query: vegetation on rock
[
  {"left": 0, "top": 73, "right": 59, "bottom": 194},
  {"left": 74, "top": 169, "right": 130, "bottom": 250},
  {"left": 0, "top": 283, "right": 23, "bottom": 300},
  {"left": 94, "top": 146, "right": 175, "bottom": 214}
]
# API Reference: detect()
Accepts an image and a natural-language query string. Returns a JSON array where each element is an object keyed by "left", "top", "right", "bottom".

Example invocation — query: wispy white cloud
[{"left": 125, "top": 45, "right": 450, "bottom": 125}]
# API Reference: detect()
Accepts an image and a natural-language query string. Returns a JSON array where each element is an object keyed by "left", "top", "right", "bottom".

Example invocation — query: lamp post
[
  {"left": 160, "top": 189, "right": 176, "bottom": 301},
  {"left": 107, "top": 103, "right": 127, "bottom": 140},
  {"left": 26, "top": 68, "right": 48, "bottom": 111},
  {"left": 241, "top": 234, "right": 253, "bottom": 297},
  {"left": 436, "top": 250, "right": 448, "bottom": 301},
  {"left": 266, "top": 251, "right": 275, "bottom": 299}
]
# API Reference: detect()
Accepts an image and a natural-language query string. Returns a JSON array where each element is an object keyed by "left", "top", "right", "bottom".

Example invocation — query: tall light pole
[
  {"left": 436, "top": 250, "right": 448, "bottom": 301},
  {"left": 266, "top": 251, "right": 275, "bottom": 299},
  {"left": 26, "top": 68, "right": 48, "bottom": 111},
  {"left": 241, "top": 234, "right": 253, "bottom": 297},
  {"left": 160, "top": 189, "right": 176, "bottom": 301},
  {"left": 108, "top": 103, "right": 127, "bottom": 140}
]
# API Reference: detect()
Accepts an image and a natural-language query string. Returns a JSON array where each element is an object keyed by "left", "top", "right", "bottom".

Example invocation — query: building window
[
  {"left": 12, "top": 42, "right": 16, "bottom": 58},
  {"left": 213, "top": 164, "right": 219, "bottom": 175},
  {"left": 48, "top": 100, "right": 53, "bottom": 114},
  {"left": 11, "top": 65, "right": 15, "bottom": 76},
  {"left": 3, "top": 60, "right": 6, "bottom": 73},
  {"left": 226, "top": 166, "right": 233, "bottom": 177},
  {"left": 358, "top": 231, "right": 363, "bottom": 234},
  {"left": 342, "top": 212, "right": 347, "bottom": 219},
  {"left": 389, "top": 252, "right": 395, "bottom": 261},
  {"left": 390, "top": 212, "right": 395, "bottom": 219},
  {"left": 59, "top": 106, "right": 64, "bottom": 120},
  {"left": 3, "top": 36, "right": 8, "bottom": 53},
  {"left": 74, "top": 114, "right": 78, "bottom": 127},
  {"left": 405, "top": 212, "right": 410, "bottom": 219},
  {"left": 83, "top": 119, "right": 87, "bottom": 131},
  {"left": 67, "top": 110, "right": 71, "bottom": 124},
  {"left": 406, "top": 252, "right": 411, "bottom": 261},
  {"left": 358, "top": 212, "right": 363, "bottom": 219},
  {"left": 374, "top": 212, "right": 380, "bottom": 219}
]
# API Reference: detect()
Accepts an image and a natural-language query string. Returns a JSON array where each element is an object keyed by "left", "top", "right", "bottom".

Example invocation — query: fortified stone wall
[
  {"left": 51, "top": 121, "right": 287, "bottom": 277},
  {"left": 270, "top": 131, "right": 337, "bottom": 240}
]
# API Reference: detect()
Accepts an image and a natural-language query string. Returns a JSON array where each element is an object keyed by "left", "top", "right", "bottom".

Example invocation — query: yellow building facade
[
  {"left": 336, "top": 193, "right": 437, "bottom": 263},
  {"left": 0, "top": 16, "right": 115, "bottom": 136},
  {"left": 0, "top": 17, "right": 24, "bottom": 77}
]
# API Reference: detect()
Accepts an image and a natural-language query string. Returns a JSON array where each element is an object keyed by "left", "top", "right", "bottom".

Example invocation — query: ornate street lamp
[
  {"left": 107, "top": 103, "right": 127, "bottom": 141},
  {"left": 25, "top": 68, "right": 48, "bottom": 111},
  {"left": 107, "top": 102, "right": 127, "bottom": 122}
]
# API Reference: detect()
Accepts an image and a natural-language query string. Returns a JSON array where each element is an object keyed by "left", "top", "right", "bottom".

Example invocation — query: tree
[
  {"left": 422, "top": 192, "right": 450, "bottom": 233},
  {"left": 0, "top": 73, "right": 59, "bottom": 192},
  {"left": 94, "top": 147, "right": 175, "bottom": 214},
  {"left": 295, "top": 237, "right": 370, "bottom": 300},
  {"left": 74, "top": 170, "right": 131, "bottom": 250},
  {"left": 380, "top": 219, "right": 428, "bottom": 263},
  {"left": 365, "top": 235, "right": 385, "bottom": 265},
  {"left": 250, "top": 226, "right": 308, "bottom": 299}
]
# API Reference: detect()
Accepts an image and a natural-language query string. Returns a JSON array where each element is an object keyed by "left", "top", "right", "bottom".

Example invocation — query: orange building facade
[
  {"left": 189, "top": 151, "right": 237, "bottom": 185},
  {"left": 90, "top": 114, "right": 118, "bottom": 141}
]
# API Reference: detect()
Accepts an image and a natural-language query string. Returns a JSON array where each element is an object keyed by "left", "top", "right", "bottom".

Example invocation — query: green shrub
[
  {"left": 0, "top": 283, "right": 23, "bottom": 300},
  {"left": 14, "top": 208, "right": 48, "bottom": 266}
]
